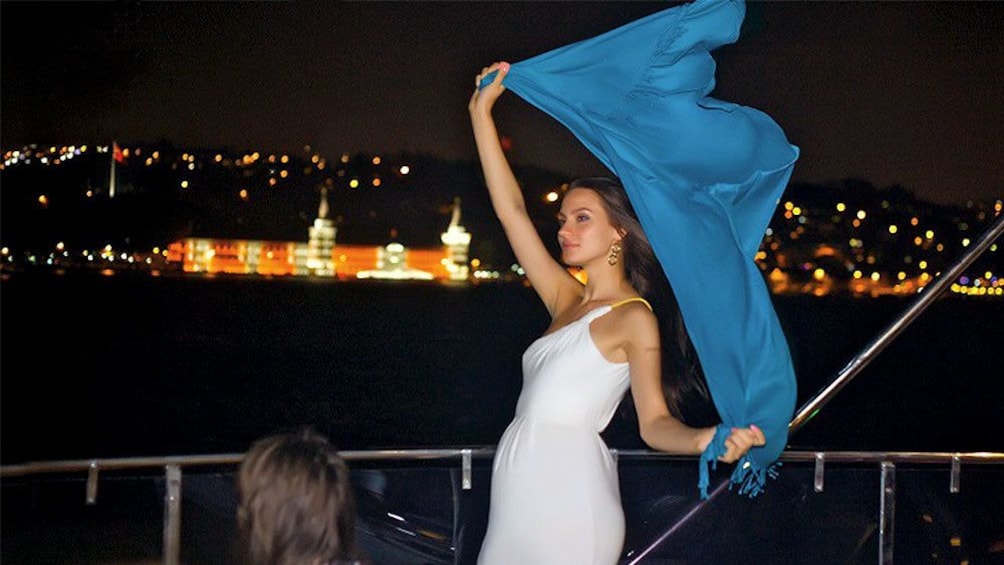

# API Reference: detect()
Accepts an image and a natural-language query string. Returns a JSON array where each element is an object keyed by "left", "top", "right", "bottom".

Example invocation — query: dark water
[{"left": 2, "top": 270, "right": 1002, "bottom": 463}]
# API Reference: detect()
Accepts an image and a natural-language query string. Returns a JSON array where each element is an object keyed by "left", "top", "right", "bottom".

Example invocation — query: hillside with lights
[{"left": 2, "top": 142, "right": 1000, "bottom": 296}]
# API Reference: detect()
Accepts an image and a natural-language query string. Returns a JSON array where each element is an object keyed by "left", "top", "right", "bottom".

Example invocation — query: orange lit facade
[
  {"left": 167, "top": 238, "right": 458, "bottom": 280},
  {"left": 167, "top": 239, "right": 299, "bottom": 275}
]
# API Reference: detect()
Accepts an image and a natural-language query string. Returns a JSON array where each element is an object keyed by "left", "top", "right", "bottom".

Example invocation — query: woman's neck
[{"left": 579, "top": 264, "right": 633, "bottom": 304}]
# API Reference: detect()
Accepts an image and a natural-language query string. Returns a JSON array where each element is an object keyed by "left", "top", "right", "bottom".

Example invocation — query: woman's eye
[{"left": 577, "top": 214, "right": 590, "bottom": 222}]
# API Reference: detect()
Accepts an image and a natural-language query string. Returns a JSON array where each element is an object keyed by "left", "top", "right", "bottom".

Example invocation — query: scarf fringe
[{"left": 698, "top": 423, "right": 781, "bottom": 500}]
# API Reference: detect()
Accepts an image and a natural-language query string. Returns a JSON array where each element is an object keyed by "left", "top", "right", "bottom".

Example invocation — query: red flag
[{"left": 112, "top": 142, "right": 125, "bottom": 164}]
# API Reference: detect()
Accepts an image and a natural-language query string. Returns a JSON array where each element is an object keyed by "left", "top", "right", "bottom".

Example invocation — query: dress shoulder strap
[{"left": 610, "top": 297, "right": 652, "bottom": 311}]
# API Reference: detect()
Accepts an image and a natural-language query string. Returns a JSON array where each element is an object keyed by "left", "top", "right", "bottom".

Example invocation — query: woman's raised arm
[{"left": 469, "top": 62, "right": 580, "bottom": 315}]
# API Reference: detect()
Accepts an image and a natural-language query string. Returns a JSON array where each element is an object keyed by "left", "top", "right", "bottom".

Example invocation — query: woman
[
  {"left": 470, "top": 62, "right": 765, "bottom": 565},
  {"left": 236, "top": 429, "right": 363, "bottom": 565}
]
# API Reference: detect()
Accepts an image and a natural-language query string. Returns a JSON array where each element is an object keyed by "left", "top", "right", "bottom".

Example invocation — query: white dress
[{"left": 477, "top": 301, "right": 642, "bottom": 565}]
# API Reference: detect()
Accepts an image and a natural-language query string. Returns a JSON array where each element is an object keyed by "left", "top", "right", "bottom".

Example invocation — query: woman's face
[{"left": 557, "top": 187, "right": 621, "bottom": 267}]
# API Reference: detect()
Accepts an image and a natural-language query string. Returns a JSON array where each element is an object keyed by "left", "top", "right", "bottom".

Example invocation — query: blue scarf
[{"left": 481, "top": 0, "right": 798, "bottom": 498}]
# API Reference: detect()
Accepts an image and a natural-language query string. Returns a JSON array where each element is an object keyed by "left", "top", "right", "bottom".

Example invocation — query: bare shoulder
[
  {"left": 615, "top": 301, "right": 658, "bottom": 337},
  {"left": 612, "top": 299, "right": 656, "bottom": 322},
  {"left": 592, "top": 299, "right": 658, "bottom": 352}
]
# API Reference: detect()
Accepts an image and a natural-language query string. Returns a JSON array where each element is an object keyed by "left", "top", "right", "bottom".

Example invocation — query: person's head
[
  {"left": 560, "top": 177, "right": 659, "bottom": 296},
  {"left": 236, "top": 429, "right": 357, "bottom": 565}
]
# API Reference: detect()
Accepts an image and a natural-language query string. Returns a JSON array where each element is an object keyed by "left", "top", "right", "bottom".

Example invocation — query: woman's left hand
[
  {"left": 718, "top": 424, "right": 766, "bottom": 463},
  {"left": 469, "top": 61, "right": 510, "bottom": 117}
]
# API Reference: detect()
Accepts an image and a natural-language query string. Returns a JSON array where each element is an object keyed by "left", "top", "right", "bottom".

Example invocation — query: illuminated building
[
  {"left": 440, "top": 197, "right": 472, "bottom": 281},
  {"left": 357, "top": 243, "right": 434, "bottom": 280},
  {"left": 166, "top": 191, "right": 473, "bottom": 282},
  {"left": 306, "top": 187, "right": 336, "bottom": 276}
]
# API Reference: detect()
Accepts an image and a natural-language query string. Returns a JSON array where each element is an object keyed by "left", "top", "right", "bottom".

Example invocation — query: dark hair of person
[
  {"left": 236, "top": 428, "right": 359, "bottom": 565},
  {"left": 569, "top": 177, "right": 719, "bottom": 428}
]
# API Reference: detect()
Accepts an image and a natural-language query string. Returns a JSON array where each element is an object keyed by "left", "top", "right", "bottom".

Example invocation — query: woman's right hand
[
  {"left": 694, "top": 424, "right": 766, "bottom": 463},
  {"left": 469, "top": 61, "right": 510, "bottom": 118}
]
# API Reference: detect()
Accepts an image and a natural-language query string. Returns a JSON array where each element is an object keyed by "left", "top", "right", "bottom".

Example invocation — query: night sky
[{"left": 3, "top": 1, "right": 1002, "bottom": 205}]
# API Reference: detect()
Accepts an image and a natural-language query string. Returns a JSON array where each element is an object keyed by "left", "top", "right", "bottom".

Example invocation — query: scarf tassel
[{"left": 698, "top": 423, "right": 781, "bottom": 500}]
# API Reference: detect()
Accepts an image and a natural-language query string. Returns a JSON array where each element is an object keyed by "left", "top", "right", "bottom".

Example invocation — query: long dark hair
[{"left": 570, "top": 177, "right": 718, "bottom": 427}]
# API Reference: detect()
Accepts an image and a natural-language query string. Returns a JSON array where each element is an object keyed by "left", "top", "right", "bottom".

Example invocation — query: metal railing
[{"left": 3, "top": 448, "right": 1003, "bottom": 565}]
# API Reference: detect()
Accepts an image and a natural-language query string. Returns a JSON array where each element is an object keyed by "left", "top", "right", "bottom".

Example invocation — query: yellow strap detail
[{"left": 610, "top": 297, "right": 652, "bottom": 311}]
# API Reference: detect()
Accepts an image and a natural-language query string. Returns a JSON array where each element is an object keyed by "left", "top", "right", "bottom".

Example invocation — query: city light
[{"left": 2, "top": 141, "right": 999, "bottom": 297}]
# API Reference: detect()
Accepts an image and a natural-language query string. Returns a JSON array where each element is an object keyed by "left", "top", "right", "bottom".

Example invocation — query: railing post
[
  {"left": 813, "top": 452, "right": 825, "bottom": 493},
  {"left": 879, "top": 461, "right": 895, "bottom": 565},
  {"left": 461, "top": 448, "right": 472, "bottom": 490},
  {"left": 163, "top": 464, "right": 182, "bottom": 565},
  {"left": 950, "top": 455, "right": 961, "bottom": 494},
  {"left": 86, "top": 461, "right": 99, "bottom": 505}
]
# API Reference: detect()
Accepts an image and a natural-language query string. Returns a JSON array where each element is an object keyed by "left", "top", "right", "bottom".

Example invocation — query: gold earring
[{"left": 607, "top": 242, "right": 622, "bottom": 266}]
